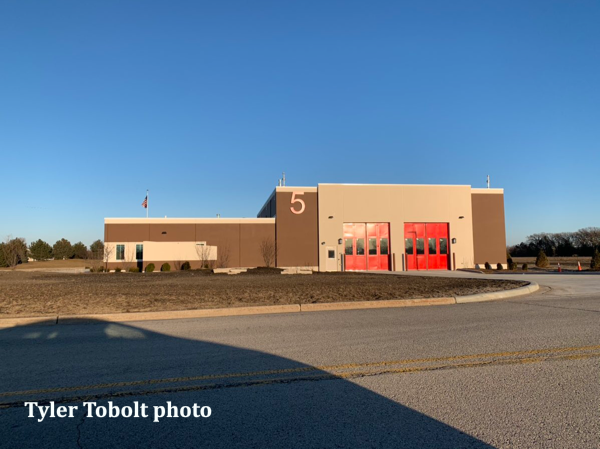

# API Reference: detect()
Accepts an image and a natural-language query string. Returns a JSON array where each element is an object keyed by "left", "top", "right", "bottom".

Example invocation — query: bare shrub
[
  {"left": 217, "top": 243, "right": 231, "bottom": 268},
  {"left": 259, "top": 237, "right": 276, "bottom": 267}
]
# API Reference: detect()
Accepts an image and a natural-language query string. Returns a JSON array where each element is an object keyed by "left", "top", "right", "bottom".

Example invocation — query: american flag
[{"left": 141, "top": 196, "right": 148, "bottom": 208}]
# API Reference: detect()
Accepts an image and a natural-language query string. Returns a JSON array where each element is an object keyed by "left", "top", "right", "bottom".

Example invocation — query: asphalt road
[{"left": 0, "top": 272, "right": 598, "bottom": 448}]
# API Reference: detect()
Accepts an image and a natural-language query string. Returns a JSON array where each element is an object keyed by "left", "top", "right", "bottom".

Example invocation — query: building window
[
  {"left": 380, "top": 238, "right": 389, "bottom": 255},
  {"left": 328, "top": 250, "right": 335, "bottom": 259},
  {"left": 116, "top": 245, "right": 125, "bottom": 261},
  {"left": 136, "top": 244, "right": 143, "bottom": 260},
  {"left": 368, "top": 238, "right": 377, "bottom": 255},
  {"left": 428, "top": 238, "right": 437, "bottom": 255},
  {"left": 345, "top": 239, "right": 353, "bottom": 256}
]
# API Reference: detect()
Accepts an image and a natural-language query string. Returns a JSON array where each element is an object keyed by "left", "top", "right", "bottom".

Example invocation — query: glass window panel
[
  {"left": 380, "top": 238, "right": 389, "bottom": 255},
  {"left": 416, "top": 238, "right": 425, "bottom": 255},
  {"left": 328, "top": 250, "right": 335, "bottom": 259},
  {"left": 116, "top": 244, "right": 125, "bottom": 261},
  {"left": 405, "top": 239, "right": 413, "bottom": 255},
  {"left": 345, "top": 239, "right": 353, "bottom": 255},
  {"left": 368, "top": 238, "right": 377, "bottom": 255},
  {"left": 440, "top": 238, "right": 448, "bottom": 254},
  {"left": 136, "top": 244, "right": 143, "bottom": 260},
  {"left": 356, "top": 239, "right": 365, "bottom": 255},
  {"left": 428, "top": 238, "right": 437, "bottom": 255}
]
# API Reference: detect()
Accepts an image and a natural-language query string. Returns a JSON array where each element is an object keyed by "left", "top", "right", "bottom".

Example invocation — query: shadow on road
[{"left": 0, "top": 319, "right": 495, "bottom": 448}]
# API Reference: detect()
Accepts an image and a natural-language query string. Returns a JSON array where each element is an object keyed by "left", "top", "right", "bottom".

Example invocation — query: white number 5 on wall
[{"left": 290, "top": 192, "right": 305, "bottom": 215}]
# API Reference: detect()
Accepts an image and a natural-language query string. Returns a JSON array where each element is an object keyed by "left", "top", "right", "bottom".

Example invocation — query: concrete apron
[{"left": 0, "top": 282, "right": 539, "bottom": 328}]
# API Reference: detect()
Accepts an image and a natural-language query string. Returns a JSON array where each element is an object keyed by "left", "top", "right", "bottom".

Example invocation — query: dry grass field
[
  {"left": 512, "top": 256, "right": 593, "bottom": 271},
  {"left": 0, "top": 270, "right": 526, "bottom": 318},
  {"left": 0, "top": 259, "right": 90, "bottom": 270}
]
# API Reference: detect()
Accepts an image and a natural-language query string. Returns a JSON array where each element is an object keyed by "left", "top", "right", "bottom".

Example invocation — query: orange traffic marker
[{"left": 558, "top": 262, "right": 562, "bottom": 273}]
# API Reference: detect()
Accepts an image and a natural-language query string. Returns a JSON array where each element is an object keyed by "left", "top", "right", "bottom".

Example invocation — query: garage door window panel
[
  {"left": 356, "top": 239, "right": 365, "bottom": 255},
  {"left": 345, "top": 239, "right": 354, "bottom": 255},
  {"left": 380, "top": 238, "right": 389, "bottom": 255},
  {"left": 416, "top": 238, "right": 425, "bottom": 255}
]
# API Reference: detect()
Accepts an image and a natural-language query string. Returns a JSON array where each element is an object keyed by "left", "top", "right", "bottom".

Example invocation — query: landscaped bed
[{"left": 0, "top": 269, "right": 527, "bottom": 318}]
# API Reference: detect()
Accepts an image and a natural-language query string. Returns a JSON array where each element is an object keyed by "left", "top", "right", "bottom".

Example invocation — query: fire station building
[{"left": 104, "top": 183, "right": 506, "bottom": 272}]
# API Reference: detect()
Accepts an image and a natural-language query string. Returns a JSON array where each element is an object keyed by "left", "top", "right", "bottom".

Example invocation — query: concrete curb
[
  {"left": 454, "top": 282, "right": 539, "bottom": 303},
  {"left": 300, "top": 298, "right": 455, "bottom": 312},
  {"left": 0, "top": 282, "right": 539, "bottom": 328}
]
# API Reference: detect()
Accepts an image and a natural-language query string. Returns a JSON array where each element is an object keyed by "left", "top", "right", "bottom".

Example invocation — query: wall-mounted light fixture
[
  {"left": 452, "top": 238, "right": 457, "bottom": 244},
  {"left": 459, "top": 216, "right": 464, "bottom": 219},
  {"left": 328, "top": 216, "right": 334, "bottom": 219},
  {"left": 338, "top": 238, "right": 343, "bottom": 245},
  {"left": 321, "top": 242, "right": 326, "bottom": 245}
]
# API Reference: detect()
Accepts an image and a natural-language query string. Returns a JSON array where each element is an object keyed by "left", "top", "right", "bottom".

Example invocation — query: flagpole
[{"left": 147, "top": 190, "right": 149, "bottom": 219}]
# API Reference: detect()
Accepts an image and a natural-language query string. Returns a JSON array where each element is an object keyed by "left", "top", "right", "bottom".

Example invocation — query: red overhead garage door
[
  {"left": 343, "top": 223, "right": 390, "bottom": 271},
  {"left": 404, "top": 223, "right": 449, "bottom": 270}
]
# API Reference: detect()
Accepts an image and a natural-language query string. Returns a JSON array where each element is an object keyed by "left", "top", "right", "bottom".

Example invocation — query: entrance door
[
  {"left": 404, "top": 223, "right": 449, "bottom": 270},
  {"left": 325, "top": 246, "right": 337, "bottom": 272}
]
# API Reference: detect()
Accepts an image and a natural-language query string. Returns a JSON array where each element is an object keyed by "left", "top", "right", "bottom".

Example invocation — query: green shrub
[
  {"left": 97, "top": 267, "right": 104, "bottom": 272},
  {"left": 129, "top": 267, "right": 140, "bottom": 273},
  {"left": 181, "top": 261, "right": 191, "bottom": 271},
  {"left": 115, "top": 267, "right": 122, "bottom": 273},
  {"left": 522, "top": 263, "right": 528, "bottom": 271},
  {"left": 146, "top": 263, "right": 155, "bottom": 273},
  {"left": 496, "top": 263, "right": 503, "bottom": 270},
  {"left": 484, "top": 262, "right": 492, "bottom": 270},
  {"left": 535, "top": 250, "right": 549, "bottom": 268},
  {"left": 508, "top": 261, "right": 517, "bottom": 270},
  {"left": 591, "top": 249, "right": 600, "bottom": 271},
  {"left": 161, "top": 263, "right": 171, "bottom": 272}
]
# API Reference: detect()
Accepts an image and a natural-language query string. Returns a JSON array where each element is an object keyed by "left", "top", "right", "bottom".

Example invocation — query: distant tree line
[
  {"left": 0, "top": 237, "right": 104, "bottom": 268},
  {"left": 508, "top": 227, "right": 600, "bottom": 257}
]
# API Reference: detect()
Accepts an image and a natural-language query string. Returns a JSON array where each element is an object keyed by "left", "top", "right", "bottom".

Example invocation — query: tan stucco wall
[{"left": 317, "top": 184, "right": 476, "bottom": 271}]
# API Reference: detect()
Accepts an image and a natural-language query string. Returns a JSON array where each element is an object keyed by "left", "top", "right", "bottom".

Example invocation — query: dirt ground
[{"left": 0, "top": 269, "right": 526, "bottom": 318}]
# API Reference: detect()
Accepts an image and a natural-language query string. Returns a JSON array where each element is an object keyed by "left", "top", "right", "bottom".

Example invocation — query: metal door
[{"left": 405, "top": 222, "right": 449, "bottom": 270}]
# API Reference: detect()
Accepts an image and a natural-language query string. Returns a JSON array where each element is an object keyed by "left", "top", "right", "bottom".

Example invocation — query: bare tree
[
  {"left": 123, "top": 246, "right": 136, "bottom": 271},
  {"left": 216, "top": 243, "right": 231, "bottom": 268},
  {"left": 259, "top": 237, "right": 276, "bottom": 267},
  {"left": 103, "top": 244, "right": 114, "bottom": 271},
  {"left": 195, "top": 243, "right": 212, "bottom": 269}
]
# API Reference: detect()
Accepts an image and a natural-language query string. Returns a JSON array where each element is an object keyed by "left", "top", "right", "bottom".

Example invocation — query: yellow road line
[
  {"left": 1, "top": 344, "right": 599, "bottom": 399},
  {"left": 0, "top": 351, "right": 598, "bottom": 409}
]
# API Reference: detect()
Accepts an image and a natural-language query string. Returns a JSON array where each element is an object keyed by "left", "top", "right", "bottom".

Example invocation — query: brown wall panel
[
  {"left": 149, "top": 224, "right": 196, "bottom": 242},
  {"left": 471, "top": 193, "right": 507, "bottom": 265},
  {"left": 195, "top": 224, "right": 242, "bottom": 268},
  {"left": 276, "top": 191, "right": 319, "bottom": 267},
  {"left": 240, "top": 223, "right": 276, "bottom": 267},
  {"left": 105, "top": 224, "right": 150, "bottom": 242}
]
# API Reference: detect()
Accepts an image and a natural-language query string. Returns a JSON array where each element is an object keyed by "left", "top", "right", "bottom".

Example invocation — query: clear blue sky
[{"left": 1, "top": 0, "right": 598, "bottom": 247}]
